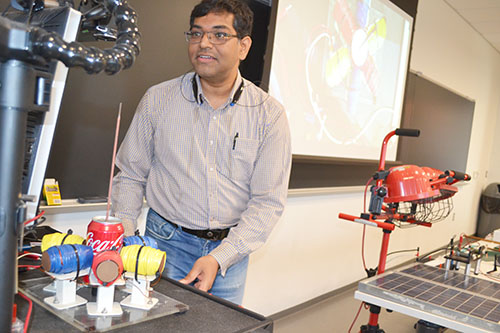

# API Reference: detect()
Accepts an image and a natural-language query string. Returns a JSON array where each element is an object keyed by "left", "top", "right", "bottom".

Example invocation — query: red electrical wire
[
  {"left": 348, "top": 302, "right": 365, "bottom": 333},
  {"left": 360, "top": 177, "right": 373, "bottom": 271},
  {"left": 18, "top": 265, "right": 41, "bottom": 270},
  {"left": 361, "top": 225, "right": 367, "bottom": 271},
  {"left": 17, "top": 291, "right": 32, "bottom": 333},
  {"left": 23, "top": 210, "right": 45, "bottom": 225}
]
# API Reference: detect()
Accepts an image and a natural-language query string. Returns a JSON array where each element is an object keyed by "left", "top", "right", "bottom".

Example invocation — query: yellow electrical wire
[
  {"left": 120, "top": 244, "right": 166, "bottom": 276},
  {"left": 41, "top": 232, "right": 85, "bottom": 252}
]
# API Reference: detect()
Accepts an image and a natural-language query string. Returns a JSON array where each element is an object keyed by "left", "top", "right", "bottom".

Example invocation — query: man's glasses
[{"left": 185, "top": 31, "right": 239, "bottom": 45}]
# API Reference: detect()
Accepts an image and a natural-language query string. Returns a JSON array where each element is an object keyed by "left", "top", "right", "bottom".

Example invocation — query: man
[{"left": 111, "top": 0, "right": 291, "bottom": 304}]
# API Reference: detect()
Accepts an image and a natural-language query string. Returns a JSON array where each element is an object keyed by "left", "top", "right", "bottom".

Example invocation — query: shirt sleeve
[
  {"left": 209, "top": 107, "right": 292, "bottom": 275},
  {"left": 111, "top": 90, "right": 155, "bottom": 228}
]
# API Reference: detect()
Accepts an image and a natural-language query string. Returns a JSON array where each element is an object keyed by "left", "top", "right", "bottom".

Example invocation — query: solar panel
[{"left": 356, "top": 263, "right": 500, "bottom": 332}]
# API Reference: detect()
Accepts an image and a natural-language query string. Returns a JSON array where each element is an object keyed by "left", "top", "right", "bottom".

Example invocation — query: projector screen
[{"left": 269, "top": 0, "right": 413, "bottom": 160}]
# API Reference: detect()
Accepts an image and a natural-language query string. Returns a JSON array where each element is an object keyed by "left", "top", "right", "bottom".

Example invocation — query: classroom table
[{"left": 17, "top": 268, "right": 272, "bottom": 333}]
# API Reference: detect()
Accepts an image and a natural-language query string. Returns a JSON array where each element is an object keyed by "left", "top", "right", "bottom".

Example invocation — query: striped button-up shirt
[{"left": 111, "top": 72, "right": 291, "bottom": 274}]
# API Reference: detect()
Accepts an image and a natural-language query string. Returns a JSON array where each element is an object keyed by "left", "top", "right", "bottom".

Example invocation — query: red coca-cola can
[{"left": 86, "top": 216, "right": 124, "bottom": 254}]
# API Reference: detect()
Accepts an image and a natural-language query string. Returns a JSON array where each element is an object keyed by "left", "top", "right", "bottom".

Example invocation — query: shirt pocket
[{"left": 218, "top": 135, "right": 259, "bottom": 182}]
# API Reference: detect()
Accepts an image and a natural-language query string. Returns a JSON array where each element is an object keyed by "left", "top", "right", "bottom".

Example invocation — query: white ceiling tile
[
  {"left": 446, "top": 0, "right": 500, "bottom": 54},
  {"left": 473, "top": 21, "right": 500, "bottom": 34},
  {"left": 446, "top": 0, "right": 500, "bottom": 10},
  {"left": 483, "top": 32, "right": 500, "bottom": 43},
  {"left": 456, "top": 7, "right": 500, "bottom": 23}
]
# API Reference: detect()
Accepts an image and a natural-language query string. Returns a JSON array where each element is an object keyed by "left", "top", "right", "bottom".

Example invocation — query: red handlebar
[{"left": 338, "top": 213, "right": 395, "bottom": 231}]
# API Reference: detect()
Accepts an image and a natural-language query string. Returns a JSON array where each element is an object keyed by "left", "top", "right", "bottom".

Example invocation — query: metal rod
[
  {"left": 0, "top": 60, "right": 37, "bottom": 330},
  {"left": 106, "top": 103, "right": 122, "bottom": 221}
]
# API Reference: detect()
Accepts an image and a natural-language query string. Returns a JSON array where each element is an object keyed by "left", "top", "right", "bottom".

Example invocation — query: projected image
[{"left": 269, "top": 0, "right": 412, "bottom": 160}]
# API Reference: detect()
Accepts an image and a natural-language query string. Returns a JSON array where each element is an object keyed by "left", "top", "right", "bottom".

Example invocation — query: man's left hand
[{"left": 179, "top": 255, "right": 219, "bottom": 292}]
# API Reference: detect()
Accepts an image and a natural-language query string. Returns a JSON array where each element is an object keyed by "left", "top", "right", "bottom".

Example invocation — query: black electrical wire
[
  {"left": 416, "top": 247, "right": 448, "bottom": 262},
  {"left": 179, "top": 71, "right": 270, "bottom": 108},
  {"left": 387, "top": 248, "right": 419, "bottom": 257}
]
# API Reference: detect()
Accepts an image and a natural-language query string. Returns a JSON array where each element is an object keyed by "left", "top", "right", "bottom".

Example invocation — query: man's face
[{"left": 188, "top": 11, "right": 251, "bottom": 84}]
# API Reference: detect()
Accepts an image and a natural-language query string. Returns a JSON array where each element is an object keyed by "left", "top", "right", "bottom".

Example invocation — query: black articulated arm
[
  {"left": 31, "top": 0, "right": 140, "bottom": 74},
  {"left": 0, "top": 0, "right": 140, "bottom": 74},
  {"left": 0, "top": 1, "right": 141, "bottom": 329}
]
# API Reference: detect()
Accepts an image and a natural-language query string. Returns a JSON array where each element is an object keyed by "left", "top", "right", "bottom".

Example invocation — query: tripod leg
[{"left": 360, "top": 304, "right": 385, "bottom": 333}]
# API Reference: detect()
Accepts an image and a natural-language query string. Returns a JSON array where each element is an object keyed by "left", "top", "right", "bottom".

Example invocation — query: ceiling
[{"left": 445, "top": 0, "right": 500, "bottom": 54}]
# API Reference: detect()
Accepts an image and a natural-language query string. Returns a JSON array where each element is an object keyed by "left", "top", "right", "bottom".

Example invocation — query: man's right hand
[{"left": 179, "top": 255, "right": 220, "bottom": 292}]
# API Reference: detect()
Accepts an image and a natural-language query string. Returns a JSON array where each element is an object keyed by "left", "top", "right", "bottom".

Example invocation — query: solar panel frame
[{"left": 357, "top": 263, "right": 500, "bottom": 332}]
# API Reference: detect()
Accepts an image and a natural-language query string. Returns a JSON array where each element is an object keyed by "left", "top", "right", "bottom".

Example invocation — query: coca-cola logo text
[{"left": 87, "top": 232, "right": 124, "bottom": 253}]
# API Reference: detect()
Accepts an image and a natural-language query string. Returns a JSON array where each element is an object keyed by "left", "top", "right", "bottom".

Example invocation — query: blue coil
[
  {"left": 45, "top": 244, "right": 94, "bottom": 274},
  {"left": 123, "top": 235, "right": 158, "bottom": 249}
]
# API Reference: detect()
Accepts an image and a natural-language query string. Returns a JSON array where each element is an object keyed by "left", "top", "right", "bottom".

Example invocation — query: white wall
[{"left": 41, "top": 0, "right": 500, "bottom": 318}]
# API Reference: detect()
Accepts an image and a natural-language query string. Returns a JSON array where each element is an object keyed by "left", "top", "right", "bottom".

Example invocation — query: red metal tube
[
  {"left": 378, "top": 130, "right": 396, "bottom": 172},
  {"left": 368, "top": 312, "right": 379, "bottom": 326},
  {"left": 338, "top": 213, "right": 395, "bottom": 231},
  {"left": 377, "top": 130, "right": 396, "bottom": 187},
  {"left": 377, "top": 231, "right": 391, "bottom": 274}
]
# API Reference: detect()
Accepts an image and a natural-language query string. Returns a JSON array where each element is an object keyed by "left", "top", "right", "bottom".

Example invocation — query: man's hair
[{"left": 190, "top": 0, "right": 254, "bottom": 39}]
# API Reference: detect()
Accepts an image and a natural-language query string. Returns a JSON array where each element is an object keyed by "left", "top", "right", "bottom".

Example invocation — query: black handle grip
[
  {"left": 395, "top": 128, "right": 420, "bottom": 137},
  {"left": 445, "top": 170, "right": 471, "bottom": 181}
]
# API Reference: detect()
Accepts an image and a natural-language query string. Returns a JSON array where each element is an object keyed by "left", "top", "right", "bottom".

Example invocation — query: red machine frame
[{"left": 338, "top": 129, "right": 470, "bottom": 333}]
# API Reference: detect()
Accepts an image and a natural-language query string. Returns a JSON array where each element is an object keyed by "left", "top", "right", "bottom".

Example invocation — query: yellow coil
[
  {"left": 41, "top": 232, "right": 85, "bottom": 252},
  {"left": 120, "top": 244, "right": 166, "bottom": 276}
]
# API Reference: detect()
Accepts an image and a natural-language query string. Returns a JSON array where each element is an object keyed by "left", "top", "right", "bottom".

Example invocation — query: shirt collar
[{"left": 192, "top": 71, "right": 244, "bottom": 109}]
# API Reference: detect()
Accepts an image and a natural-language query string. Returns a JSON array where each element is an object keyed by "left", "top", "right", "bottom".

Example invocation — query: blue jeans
[{"left": 144, "top": 209, "right": 248, "bottom": 304}]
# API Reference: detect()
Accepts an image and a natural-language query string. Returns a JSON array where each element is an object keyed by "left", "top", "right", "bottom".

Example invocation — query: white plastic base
[
  {"left": 120, "top": 272, "right": 158, "bottom": 310},
  {"left": 121, "top": 294, "right": 158, "bottom": 310},
  {"left": 44, "top": 294, "right": 87, "bottom": 310},
  {"left": 122, "top": 278, "right": 134, "bottom": 294},
  {"left": 43, "top": 277, "right": 85, "bottom": 293},
  {"left": 86, "top": 302, "right": 123, "bottom": 317},
  {"left": 86, "top": 284, "right": 123, "bottom": 316},
  {"left": 43, "top": 269, "right": 90, "bottom": 310}
]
